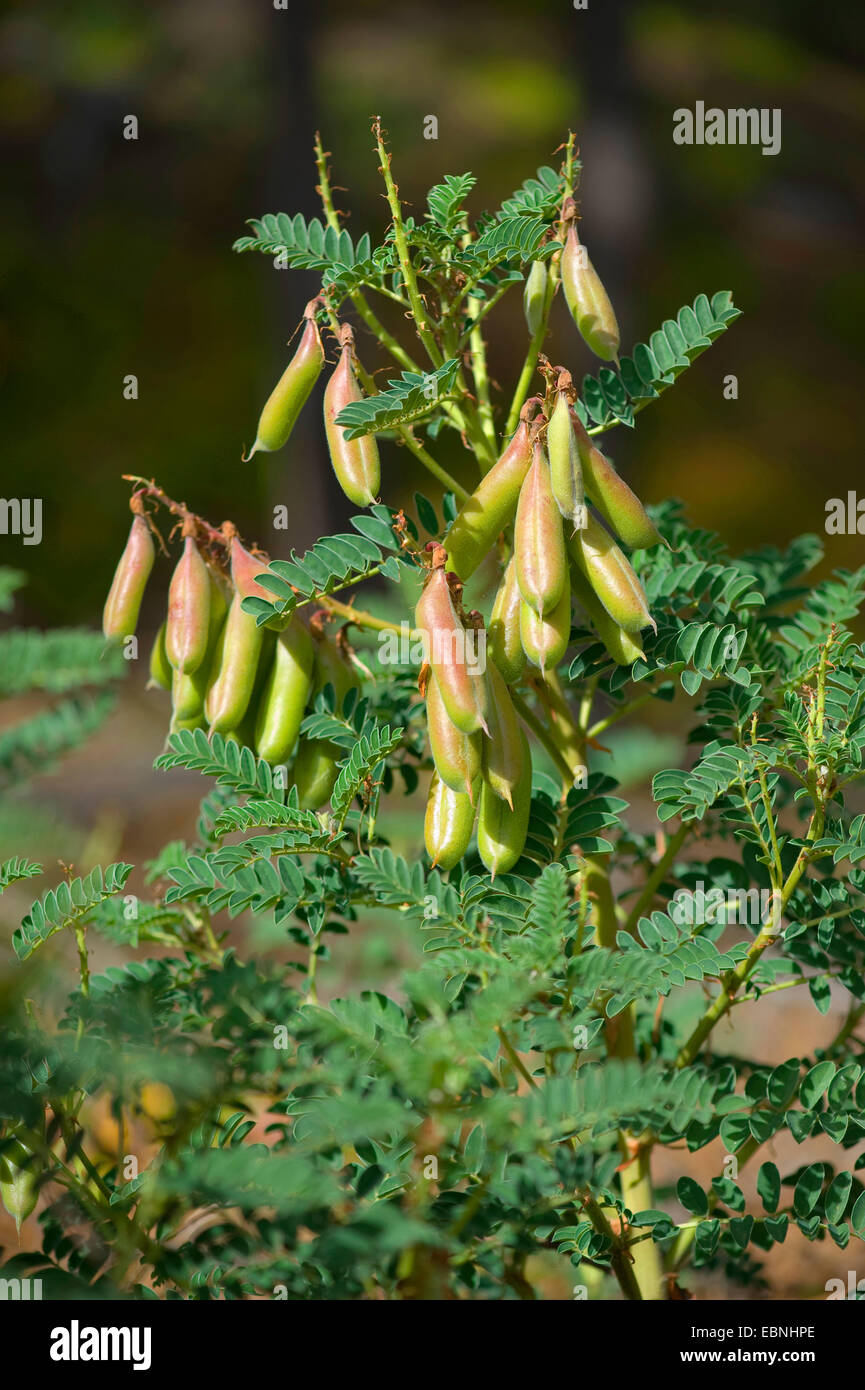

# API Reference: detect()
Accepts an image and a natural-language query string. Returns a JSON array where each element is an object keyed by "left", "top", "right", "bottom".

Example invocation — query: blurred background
[{"left": 2, "top": 0, "right": 864, "bottom": 1296}]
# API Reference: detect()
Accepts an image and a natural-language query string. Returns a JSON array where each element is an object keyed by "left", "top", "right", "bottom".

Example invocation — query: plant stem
[
  {"left": 373, "top": 120, "right": 442, "bottom": 368},
  {"left": 622, "top": 823, "right": 690, "bottom": 936},
  {"left": 537, "top": 671, "right": 664, "bottom": 1300},
  {"left": 675, "top": 808, "right": 824, "bottom": 1069},
  {"left": 505, "top": 260, "right": 557, "bottom": 437}
]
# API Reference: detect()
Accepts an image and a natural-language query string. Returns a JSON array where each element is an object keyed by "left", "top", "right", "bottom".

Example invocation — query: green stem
[
  {"left": 622, "top": 823, "right": 690, "bottom": 937},
  {"left": 373, "top": 121, "right": 442, "bottom": 368},
  {"left": 505, "top": 261, "right": 557, "bottom": 437},
  {"left": 675, "top": 808, "right": 824, "bottom": 1069}
]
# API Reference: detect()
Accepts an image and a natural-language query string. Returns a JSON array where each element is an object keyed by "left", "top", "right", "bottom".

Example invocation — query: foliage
[{"left": 1, "top": 130, "right": 863, "bottom": 1305}]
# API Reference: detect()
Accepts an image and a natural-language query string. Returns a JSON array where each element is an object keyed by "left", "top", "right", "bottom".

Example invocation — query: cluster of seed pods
[
  {"left": 243, "top": 304, "right": 380, "bottom": 509},
  {"left": 103, "top": 499, "right": 359, "bottom": 810},
  {"left": 418, "top": 548, "right": 532, "bottom": 878},
  {"left": 445, "top": 372, "right": 661, "bottom": 683}
]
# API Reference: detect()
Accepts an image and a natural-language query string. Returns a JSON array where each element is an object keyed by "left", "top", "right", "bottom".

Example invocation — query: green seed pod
[
  {"left": 443, "top": 419, "right": 532, "bottom": 580},
  {"left": 0, "top": 1136, "right": 38, "bottom": 1235},
  {"left": 523, "top": 259, "right": 548, "bottom": 337},
  {"left": 572, "top": 410, "right": 663, "bottom": 550},
  {"left": 415, "top": 560, "right": 489, "bottom": 736},
  {"left": 166, "top": 535, "right": 211, "bottom": 675},
  {"left": 294, "top": 737, "right": 339, "bottom": 811},
  {"left": 482, "top": 661, "right": 525, "bottom": 808},
  {"left": 488, "top": 556, "right": 526, "bottom": 683},
  {"left": 103, "top": 511, "right": 154, "bottom": 641},
  {"left": 254, "top": 617, "right": 315, "bottom": 764},
  {"left": 426, "top": 671, "right": 481, "bottom": 799},
  {"left": 294, "top": 626, "right": 362, "bottom": 810},
  {"left": 148, "top": 621, "right": 172, "bottom": 691},
  {"left": 477, "top": 730, "right": 532, "bottom": 879},
  {"left": 312, "top": 625, "right": 361, "bottom": 712},
  {"left": 568, "top": 512, "right": 655, "bottom": 635},
  {"left": 244, "top": 308, "right": 324, "bottom": 459},
  {"left": 519, "top": 582, "right": 571, "bottom": 676},
  {"left": 204, "top": 591, "right": 263, "bottom": 733},
  {"left": 424, "top": 771, "right": 476, "bottom": 870},
  {"left": 323, "top": 331, "right": 380, "bottom": 506},
  {"left": 514, "top": 441, "right": 567, "bottom": 617},
  {"left": 547, "top": 389, "right": 584, "bottom": 529},
  {"left": 570, "top": 564, "right": 645, "bottom": 666},
  {"left": 561, "top": 222, "right": 620, "bottom": 362}
]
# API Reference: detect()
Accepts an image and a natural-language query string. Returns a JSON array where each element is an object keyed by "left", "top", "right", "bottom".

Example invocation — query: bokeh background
[{"left": 2, "top": 0, "right": 865, "bottom": 1297}]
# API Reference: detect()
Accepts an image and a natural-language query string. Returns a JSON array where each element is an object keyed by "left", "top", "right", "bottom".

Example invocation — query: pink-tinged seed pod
[
  {"left": 204, "top": 571, "right": 265, "bottom": 734},
  {"left": 443, "top": 419, "right": 532, "bottom": 580},
  {"left": 415, "top": 559, "right": 490, "bottom": 737},
  {"left": 514, "top": 441, "right": 567, "bottom": 617},
  {"left": 547, "top": 389, "right": 584, "bottom": 529},
  {"left": 568, "top": 511, "right": 655, "bottom": 635},
  {"left": 519, "top": 584, "right": 571, "bottom": 677},
  {"left": 571, "top": 410, "right": 663, "bottom": 550},
  {"left": 477, "top": 730, "right": 532, "bottom": 879},
  {"left": 570, "top": 563, "right": 645, "bottom": 667},
  {"left": 229, "top": 536, "right": 273, "bottom": 602},
  {"left": 165, "top": 535, "right": 211, "bottom": 675},
  {"left": 561, "top": 222, "right": 620, "bottom": 363},
  {"left": 103, "top": 511, "right": 154, "bottom": 642},
  {"left": 244, "top": 306, "right": 324, "bottom": 460},
  {"left": 488, "top": 556, "right": 526, "bottom": 684},
  {"left": 424, "top": 771, "right": 477, "bottom": 870},
  {"left": 426, "top": 672, "right": 482, "bottom": 800},
  {"left": 482, "top": 661, "right": 525, "bottom": 809},
  {"left": 170, "top": 571, "right": 230, "bottom": 728},
  {"left": 323, "top": 330, "right": 380, "bottom": 507}
]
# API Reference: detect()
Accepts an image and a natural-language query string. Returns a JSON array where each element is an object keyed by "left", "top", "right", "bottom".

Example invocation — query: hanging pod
[
  {"left": 514, "top": 440, "right": 567, "bottom": 617},
  {"left": 443, "top": 418, "right": 532, "bottom": 580},
  {"left": 204, "top": 539, "right": 271, "bottom": 734},
  {"left": 294, "top": 627, "right": 361, "bottom": 810},
  {"left": 426, "top": 671, "right": 481, "bottom": 800},
  {"left": 547, "top": 388, "right": 585, "bottom": 530},
  {"left": 415, "top": 559, "right": 489, "bottom": 736},
  {"left": 561, "top": 221, "right": 620, "bottom": 363},
  {"left": 482, "top": 661, "right": 525, "bottom": 809},
  {"left": 523, "top": 259, "right": 549, "bottom": 338},
  {"left": 244, "top": 305, "right": 324, "bottom": 459},
  {"left": 519, "top": 582, "right": 571, "bottom": 676},
  {"left": 571, "top": 410, "right": 663, "bottom": 551},
  {"left": 165, "top": 534, "right": 211, "bottom": 676},
  {"left": 568, "top": 511, "right": 654, "bottom": 635},
  {"left": 254, "top": 617, "right": 315, "bottom": 764},
  {"left": 570, "top": 564, "right": 645, "bottom": 667},
  {"left": 148, "top": 621, "right": 172, "bottom": 691},
  {"left": 477, "top": 729, "right": 532, "bottom": 878},
  {"left": 323, "top": 327, "right": 380, "bottom": 506},
  {"left": 170, "top": 570, "right": 229, "bottom": 728},
  {"left": 103, "top": 510, "right": 154, "bottom": 642},
  {"left": 424, "top": 771, "right": 477, "bottom": 870},
  {"left": 488, "top": 555, "right": 526, "bottom": 683},
  {"left": 0, "top": 1136, "right": 38, "bottom": 1235},
  {"left": 294, "top": 738, "right": 339, "bottom": 811}
]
